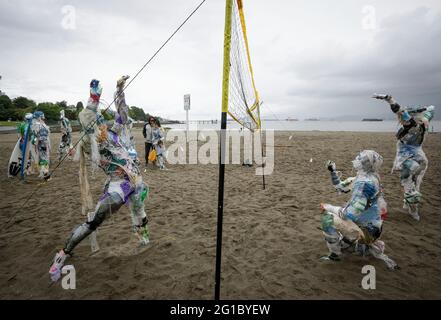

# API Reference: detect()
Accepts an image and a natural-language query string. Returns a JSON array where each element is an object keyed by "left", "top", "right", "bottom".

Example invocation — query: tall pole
[
  {"left": 186, "top": 108, "right": 189, "bottom": 140},
  {"left": 215, "top": 0, "right": 232, "bottom": 301},
  {"left": 257, "top": 104, "right": 265, "bottom": 190},
  {"left": 184, "top": 94, "right": 190, "bottom": 141}
]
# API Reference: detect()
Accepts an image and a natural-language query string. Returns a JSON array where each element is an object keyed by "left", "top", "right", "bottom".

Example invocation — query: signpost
[{"left": 184, "top": 94, "right": 191, "bottom": 140}]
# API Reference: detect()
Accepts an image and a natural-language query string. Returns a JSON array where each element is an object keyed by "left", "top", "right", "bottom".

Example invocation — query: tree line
[{"left": 0, "top": 94, "right": 154, "bottom": 124}]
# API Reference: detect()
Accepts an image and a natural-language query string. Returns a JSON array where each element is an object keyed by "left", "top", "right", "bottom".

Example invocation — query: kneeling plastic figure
[{"left": 320, "top": 150, "right": 398, "bottom": 270}]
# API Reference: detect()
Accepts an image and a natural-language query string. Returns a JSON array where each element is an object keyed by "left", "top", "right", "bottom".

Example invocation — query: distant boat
[
  {"left": 286, "top": 118, "right": 299, "bottom": 121},
  {"left": 304, "top": 118, "right": 320, "bottom": 121},
  {"left": 362, "top": 118, "right": 383, "bottom": 122}
]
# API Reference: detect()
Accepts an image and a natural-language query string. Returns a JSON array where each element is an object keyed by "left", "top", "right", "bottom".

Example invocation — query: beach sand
[{"left": 0, "top": 129, "right": 440, "bottom": 299}]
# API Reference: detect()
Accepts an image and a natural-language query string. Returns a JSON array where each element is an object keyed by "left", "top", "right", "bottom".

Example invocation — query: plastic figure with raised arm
[
  {"left": 373, "top": 94, "right": 435, "bottom": 221},
  {"left": 49, "top": 78, "right": 150, "bottom": 282}
]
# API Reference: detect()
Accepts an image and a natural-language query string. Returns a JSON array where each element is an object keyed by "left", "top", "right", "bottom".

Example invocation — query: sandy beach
[{"left": 0, "top": 129, "right": 440, "bottom": 299}]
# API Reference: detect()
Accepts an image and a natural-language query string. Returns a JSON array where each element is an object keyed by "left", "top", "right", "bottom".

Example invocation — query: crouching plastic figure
[{"left": 320, "top": 150, "right": 398, "bottom": 270}]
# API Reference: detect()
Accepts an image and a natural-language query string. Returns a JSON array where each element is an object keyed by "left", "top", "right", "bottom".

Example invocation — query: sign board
[{"left": 184, "top": 94, "right": 191, "bottom": 110}]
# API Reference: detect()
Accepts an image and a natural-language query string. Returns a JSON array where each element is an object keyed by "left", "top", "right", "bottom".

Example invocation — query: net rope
[{"left": 227, "top": 0, "right": 261, "bottom": 131}]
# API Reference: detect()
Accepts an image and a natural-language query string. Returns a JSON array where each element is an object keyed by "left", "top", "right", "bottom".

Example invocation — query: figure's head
[
  {"left": 33, "top": 111, "right": 45, "bottom": 120},
  {"left": 90, "top": 79, "right": 100, "bottom": 89},
  {"left": 60, "top": 109, "right": 65, "bottom": 120},
  {"left": 117, "top": 75, "right": 130, "bottom": 88},
  {"left": 352, "top": 150, "right": 383, "bottom": 174},
  {"left": 24, "top": 113, "right": 33, "bottom": 121},
  {"left": 420, "top": 105, "right": 435, "bottom": 122},
  {"left": 406, "top": 105, "right": 435, "bottom": 127},
  {"left": 88, "top": 79, "right": 103, "bottom": 106},
  {"left": 147, "top": 116, "right": 155, "bottom": 125}
]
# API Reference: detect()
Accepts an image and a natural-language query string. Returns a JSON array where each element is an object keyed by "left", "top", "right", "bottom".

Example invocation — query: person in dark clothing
[{"left": 143, "top": 116, "right": 155, "bottom": 166}]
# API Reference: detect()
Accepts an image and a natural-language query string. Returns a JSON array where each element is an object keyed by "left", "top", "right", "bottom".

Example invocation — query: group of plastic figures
[
  {"left": 10, "top": 86, "right": 436, "bottom": 279},
  {"left": 13, "top": 110, "right": 71, "bottom": 180},
  {"left": 319, "top": 94, "right": 435, "bottom": 269}
]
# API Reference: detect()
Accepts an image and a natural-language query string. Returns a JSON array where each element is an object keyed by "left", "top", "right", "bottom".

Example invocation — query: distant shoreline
[{"left": 2, "top": 120, "right": 439, "bottom": 134}]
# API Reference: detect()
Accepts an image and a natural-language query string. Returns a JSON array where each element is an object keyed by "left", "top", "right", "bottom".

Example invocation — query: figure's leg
[
  {"left": 38, "top": 142, "right": 50, "bottom": 178},
  {"left": 65, "top": 192, "right": 124, "bottom": 253},
  {"left": 321, "top": 209, "right": 366, "bottom": 261},
  {"left": 58, "top": 138, "right": 63, "bottom": 161},
  {"left": 401, "top": 159, "right": 422, "bottom": 220},
  {"left": 145, "top": 143, "right": 152, "bottom": 165},
  {"left": 144, "top": 142, "right": 148, "bottom": 164},
  {"left": 26, "top": 151, "right": 34, "bottom": 175},
  {"left": 79, "top": 145, "right": 94, "bottom": 216},
  {"left": 157, "top": 154, "right": 166, "bottom": 170},
  {"left": 414, "top": 151, "right": 428, "bottom": 192},
  {"left": 128, "top": 183, "right": 150, "bottom": 245},
  {"left": 321, "top": 213, "right": 343, "bottom": 261},
  {"left": 66, "top": 133, "right": 74, "bottom": 158},
  {"left": 49, "top": 192, "right": 124, "bottom": 281},
  {"left": 58, "top": 134, "right": 67, "bottom": 160},
  {"left": 369, "top": 240, "right": 399, "bottom": 270}
]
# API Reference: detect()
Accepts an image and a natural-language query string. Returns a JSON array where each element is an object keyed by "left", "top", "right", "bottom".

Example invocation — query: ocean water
[{"left": 166, "top": 120, "right": 441, "bottom": 133}]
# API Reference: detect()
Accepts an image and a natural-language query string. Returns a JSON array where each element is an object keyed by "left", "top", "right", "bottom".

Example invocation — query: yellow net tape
[{"left": 225, "top": 0, "right": 261, "bottom": 130}]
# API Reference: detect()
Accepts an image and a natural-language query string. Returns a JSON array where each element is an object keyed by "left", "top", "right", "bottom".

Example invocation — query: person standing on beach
[
  {"left": 320, "top": 150, "right": 398, "bottom": 270},
  {"left": 152, "top": 118, "right": 166, "bottom": 170},
  {"left": 49, "top": 77, "right": 151, "bottom": 282},
  {"left": 373, "top": 94, "right": 435, "bottom": 221},
  {"left": 143, "top": 116, "right": 155, "bottom": 166}
]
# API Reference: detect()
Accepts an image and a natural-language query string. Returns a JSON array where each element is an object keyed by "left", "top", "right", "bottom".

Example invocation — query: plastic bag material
[{"left": 148, "top": 149, "right": 157, "bottom": 162}]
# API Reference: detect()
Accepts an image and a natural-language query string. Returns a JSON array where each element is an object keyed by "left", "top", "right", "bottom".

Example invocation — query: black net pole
[{"left": 215, "top": 111, "right": 227, "bottom": 300}]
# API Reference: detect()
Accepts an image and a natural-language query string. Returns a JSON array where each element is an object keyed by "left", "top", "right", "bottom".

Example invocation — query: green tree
[
  {"left": 13, "top": 108, "right": 33, "bottom": 121},
  {"left": 7, "top": 97, "right": 37, "bottom": 120},
  {"left": 76, "top": 101, "right": 84, "bottom": 113},
  {"left": 36, "top": 102, "right": 61, "bottom": 122},
  {"left": 56, "top": 100, "right": 68, "bottom": 110},
  {"left": 65, "top": 106, "right": 77, "bottom": 121},
  {"left": 12, "top": 96, "right": 37, "bottom": 110},
  {"left": 0, "top": 94, "right": 13, "bottom": 120},
  {"left": 129, "top": 106, "right": 146, "bottom": 121}
]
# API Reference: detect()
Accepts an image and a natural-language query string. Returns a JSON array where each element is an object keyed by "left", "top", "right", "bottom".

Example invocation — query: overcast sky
[{"left": 1, "top": 0, "right": 440, "bottom": 120}]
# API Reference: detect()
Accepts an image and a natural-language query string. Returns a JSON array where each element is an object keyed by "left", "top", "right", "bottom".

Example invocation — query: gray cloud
[
  {"left": 0, "top": 0, "right": 440, "bottom": 120},
  {"left": 283, "top": 6, "right": 441, "bottom": 119}
]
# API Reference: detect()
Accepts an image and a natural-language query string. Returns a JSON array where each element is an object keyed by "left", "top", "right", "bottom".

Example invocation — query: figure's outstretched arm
[
  {"left": 373, "top": 94, "right": 417, "bottom": 138},
  {"left": 372, "top": 94, "right": 402, "bottom": 113},
  {"left": 326, "top": 160, "right": 353, "bottom": 193},
  {"left": 373, "top": 94, "right": 412, "bottom": 120}
]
